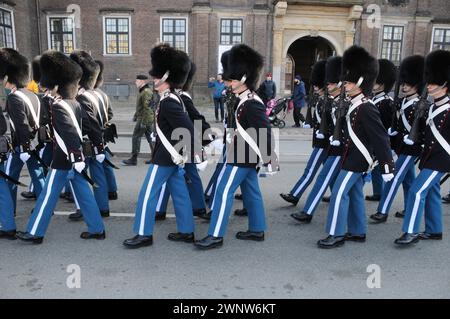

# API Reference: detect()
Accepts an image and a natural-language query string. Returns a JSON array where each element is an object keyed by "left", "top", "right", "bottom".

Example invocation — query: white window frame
[
  {"left": 0, "top": 6, "right": 16, "bottom": 49},
  {"left": 159, "top": 16, "right": 189, "bottom": 53},
  {"left": 430, "top": 25, "right": 450, "bottom": 51},
  {"left": 46, "top": 14, "right": 76, "bottom": 53},
  {"left": 102, "top": 15, "right": 132, "bottom": 56},
  {"left": 378, "top": 24, "right": 405, "bottom": 65}
]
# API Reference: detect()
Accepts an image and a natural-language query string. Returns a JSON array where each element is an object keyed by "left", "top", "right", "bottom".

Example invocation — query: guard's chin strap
[
  {"left": 429, "top": 82, "right": 448, "bottom": 95},
  {"left": 231, "top": 75, "right": 248, "bottom": 94},
  {"left": 328, "top": 81, "right": 342, "bottom": 95},
  {"left": 347, "top": 76, "right": 364, "bottom": 96},
  {"left": 154, "top": 71, "right": 170, "bottom": 89}
]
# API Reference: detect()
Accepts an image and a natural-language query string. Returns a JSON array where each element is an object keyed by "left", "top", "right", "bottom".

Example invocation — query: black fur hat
[
  {"left": 325, "top": 56, "right": 342, "bottom": 85},
  {"left": 220, "top": 50, "right": 231, "bottom": 81},
  {"left": 182, "top": 61, "right": 196, "bottom": 92},
  {"left": 310, "top": 60, "right": 327, "bottom": 88},
  {"left": 95, "top": 60, "right": 104, "bottom": 89},
  {"left": 425, "top": 50, "right": 450, "bottom": 90},
  {"left": 40, "top": 50, "right": 82, "bottom": 99},
  {"left": 70, "top": 50, "right": 100, "bottom": 90},
  {"left": 221, "top": 44, "right": 264, "bottom": 91},
  {"left": 0, "top": 48, "right": 30, "bottom": 88},
  {"left": 377, "top": 59, "right": 397, "bottom": 93},
  {"left": 399, "top": 55, "right": 425, "bottom": 93},
  {"left": 149, "top": 44, "right": 191, "bottom": 89},
  {"left": 32, "top": 55, "right": 41, "bottom": 83},
  {"left": 342, "top": 45, "right": 379, "bottom": 96}
]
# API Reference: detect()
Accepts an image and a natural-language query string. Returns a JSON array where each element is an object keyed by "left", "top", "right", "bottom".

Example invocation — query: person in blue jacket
[
  {"left": 292, "top": 75, "right": 306, "bottom": 127},
  {"left": 208, "top": 74, "right": 226, "bottom": 122}
]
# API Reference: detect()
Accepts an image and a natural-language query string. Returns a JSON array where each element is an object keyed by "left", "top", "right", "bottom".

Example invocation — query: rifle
[
  {"left": 317, "top": 87, "right": 332, "bottom": 139},
  {"left": 441, "top": 173, "right": 450, "bottom": 185},
  {"left": 0, "top": 170, "right": 28, "bottom": 187},
  {"left": 330, "top": 85, "right": 348, "bottom": 146},
  {"left": 389, "top": 72, "right": 402, "bottom": 135},
  {"left": 304, "top": 85, "right": 316, "bottom": 128},
  {"left": 404, "top": 88, "right": 430, "bottom": 145}
]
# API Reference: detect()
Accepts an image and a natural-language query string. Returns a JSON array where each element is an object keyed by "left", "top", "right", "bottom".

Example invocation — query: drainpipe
[{"left": 35, "top": 0, "right": 42, "bottom": 53}]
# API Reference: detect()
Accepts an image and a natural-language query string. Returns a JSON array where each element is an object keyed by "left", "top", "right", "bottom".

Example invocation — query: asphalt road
[{"left": 1, "top": 144, "right": 450, "bottom": 298}]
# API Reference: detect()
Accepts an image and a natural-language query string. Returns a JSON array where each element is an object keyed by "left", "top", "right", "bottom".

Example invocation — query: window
[
  {"left": 432, "top": 28, "right": 450, "bottom": 51},
  {"left": 48, "top": 16, "right": 75, "bottom": 53},
  {"left": 0, "top": 8, "right": 15, "bottom": 48},
  {"left": 104, "top": 16, "right": 131, "bottom": 55},
  {"left": 220, "top": 19, "right": 243, "bottom": 45},
  {"left": 161, "top": 18, "right": 187, "bottom": 51},
  {"left": 380, "top": 25, "right": 404, "bottom": 65}
]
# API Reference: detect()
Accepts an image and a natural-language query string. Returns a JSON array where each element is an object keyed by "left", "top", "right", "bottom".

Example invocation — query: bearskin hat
[
  {"left": 0, "top": 48, "right": 30, "bottom": 88},
  {"left": 342, "top": 45, "right": 379, "bottom": 96},
  {"left": 31, "top": 55, "right": 41, "bottom": 83},
  {"left": 182, "top": 61, "right": 196, "bottom": 92},
  {"left": 399, "top": 55, "right": 425, "bottom": 93},
  {"left": 40, "top": 50, "right": 82, "bottom": 99},
  {"left": 149, "top": 44, "right": 191, "bottom": 89},
  {"left": 221, "top": 44, "right": 264, "bottom": 91},
  {"left": 425, "top": 50, "right": 450, "bottom": 90},
  {"left": 70, "top": 50, "right": 100, "bottom": 90},
  {"left": 95, "top": 60, "right": 104, "bottom": 89},
  {"left": 310, "top": 60, "right": 327, "bottom": 89},
  {"left": 325, "top": 56, "right": 342, "bottom": 85},
  {"left": 377, "top": 59, "right": 397, "bottom": 93}
]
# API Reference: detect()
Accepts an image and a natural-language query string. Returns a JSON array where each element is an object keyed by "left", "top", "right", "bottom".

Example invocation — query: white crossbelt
[
  {"left": 372, "top": 93, "right": 391, "bottom": 106},
  {"left": 346, "top": 98, "right": 374, "bottom": 167},
  {"left": 315, "top": 100, "right": 321, "bottom": 124},
  {"left": 12, "top": 90, "right": 41, "bottom": 150},
  {"left": 427, "top": 101, "right": 450, "bottom": 157},
  {"left": 93, "top": 91, "right": 109, "bottom": 124},
  {"left": 53, "top": 100, "right": 83, "bottom": 157},
  {"left": 82, "top": 91, "right": 104, "bottom": 127},
  {"left": 400, "top": 97, "right": 418, "bottom": 133}
]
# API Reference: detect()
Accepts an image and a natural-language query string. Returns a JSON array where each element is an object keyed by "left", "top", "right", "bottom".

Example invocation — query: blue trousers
[
  {"left": 41, "top": 143, "right": 53, "bottom": 167},
  {"left": 5, "top": 149, "right": 46, "bottom": 211},
  {"left": 204, "top": 146, "right": 227, "bottom": 208},
  {"left": 402, "top": 169, "right": 445, "bottom": 234},
  {"left": 86, "top": 157, "right": 109, "bottom": 212},
  {"left": 103, "top": 151, "right": 118, "bottom": 193},
  {"left": 301, "top": 156, "right": 342, "bottom": 216},
  {"left": 208, "top": 165, "right": 266, "bottom": 238},
  {"left": 155, "top": 163, "right": 206, "bottom": 213},
  {"left": 133, "top": 164, "right": 194, "bottom": 236},
  {"left": 377, "top": 154, "right": 416, "bottom": 215},
  {"left": 26, "top": 169, "right": 105, "bottom": 237},
  {"left": 325, "top": 170, "right": 366, "bottom": 236},
  {"left": 371, "top": 165, "right": 384, "bottom": 196},
  {"left": 290, "top": 147, "right": 327, "bottom": 199},
  {"left": 0, "top": 162, "right": 15, "bottom": 231}
]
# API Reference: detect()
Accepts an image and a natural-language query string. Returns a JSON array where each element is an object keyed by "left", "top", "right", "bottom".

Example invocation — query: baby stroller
[{"left": 266, "top": 98, "right": 289, "bottom": 128}]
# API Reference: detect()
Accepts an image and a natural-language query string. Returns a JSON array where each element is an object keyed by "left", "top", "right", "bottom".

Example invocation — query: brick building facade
[{"left": 1, "top": 0, "right": 449, "bottom": 104}]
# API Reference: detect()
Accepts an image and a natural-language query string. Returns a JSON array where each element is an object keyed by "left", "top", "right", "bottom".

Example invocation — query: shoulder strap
[
  {"left": 83, "top": 91, "right": 103, "bottom": 126},
  {"left": 14, "top": 90, "right": 40, "bottom": 129},
  {"left": 93, "top": 91, "right": 108, "bottom": 124},
  {"left": 52, "top": 100, "right": 83, "bottom": 157},
  {"left": 427, "top": 103, "right": 450, "bottom": 157}
]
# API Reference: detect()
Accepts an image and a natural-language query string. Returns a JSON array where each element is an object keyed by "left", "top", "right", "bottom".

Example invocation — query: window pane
[
  {"left": 0, "top": 27, "right": 5, "bottom": 47},
  {"left": 434, "top": 29, "right": 444, "bottom": 43},
  {"left": 232, "top": 35, "right": 241, "bottom": 44},
  {"left": 5, "top": 27, "right": 13, "bottom": 48},
  {"left": 221, "top": 20, "right": 231, "bottom": 33},
  {"left": 175, "top": 35, "right": 185, "bottom": 51},
  {"left": 106, "top": 18, "right": 116, "bottom": 32},
  {"left": 221, "top": 35, "right": 230, "bottom": 45},
  {"left": 445, "top": 30, "right": 450, "bottom": 44},
  {"left": 383, "top": 26, "right": 392, "bottom": 40},
  {"left": 118, "top": 34, "right": 129, "bottom": 54},
  {"left": 163, "top": 19, "right": 173, "bottom": 33},
  {"left": 106, "top": 34, "right": 117, "bottom": 54},
  {"left": 118, "top": 18, "right": 128, "bottom": 32},
  {"left": 3, "top": 11, "right": 11, "bottom": 26},
  {"left": 0, "top": 12, "right": 3, "bottom": 25},
  {"left": 163, "top": 34, "right": 173, "bottom": 44},
  {"left": 393, "top": 27, "right": 403, "bottom": 40},
  {"left": 51, "top": 34, "right": 62, "bottom": 51},
  {"left": 175, "top": 19, "right": 185, "bottom": 33},
  {"left": 233, "top": 20, "right": 242, "bottom": 34}
]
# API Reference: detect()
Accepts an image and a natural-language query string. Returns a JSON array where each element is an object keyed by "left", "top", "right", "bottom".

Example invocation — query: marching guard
[
  {"left": 318, "top": 46, "right": 395, "bottom": 249},
  {"left": 279, "top": 60, "right": 328, "bottom": 206},
  {"left": 194, "top": 44, "right": 275, "bottom": 250},
  {"left": 291, "top": 56, "right": 345, "bottom": 223},
  {"left": 123, "top": 44, "right": 195, "bottom": 248},
  {"left": 68, "top": 51, "right": 110, "bottom": 221},
  {"left": 15, "top": 51, "right": 105, "bottom": 244},
  {"left": 370, "top": 56, "right": 425, "bottom": 223},
  {"left": 395, "top": 50, "right": 450, "bottom": 245},
  {"left": 0, "top": 48, "right": 46, "bottom": 214}
]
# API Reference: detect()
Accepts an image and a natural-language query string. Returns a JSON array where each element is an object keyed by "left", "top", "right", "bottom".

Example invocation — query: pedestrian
[
  {"left": 292, "top": 75, "right": 306, "bottom": 127},
  {"left": 257, "top": 72, "right": 276, "bottom": 105},
  {"left": 208, "top": 74, "right": 226, "bottom": 122},
  {"left": 122, "top": 75, "right": 154, "bottom": 166}
]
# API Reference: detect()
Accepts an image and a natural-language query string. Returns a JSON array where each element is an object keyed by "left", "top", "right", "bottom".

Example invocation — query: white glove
[
  {"left": 316, "top": 132, "right": 325, "bottom": 139},
  {"left": 20, "top": 152, "right": 31, "bottom": 163},
  {"left": 382, "top": 173, "right": 394, "bottom": 183},
  {"left": 73, "top": 162, "right": 86, "bottom": 174},
  {"left": 151, "top": 132, "right": 156, "bottom": 142},
  {"left": 403, "top": 135, "right": 414, "bottom": 146},
  {"left": 303, "top": 124, "right": 311, "bottom": 129},
  {"left": 196, "top": 160, "right": 208, "bottom": 172},
  {"left": 388, "top": 128, "right": 398, "bottom": 137},
  {"left": 96, "top": 154, "right": 105, "bottom": 163}
]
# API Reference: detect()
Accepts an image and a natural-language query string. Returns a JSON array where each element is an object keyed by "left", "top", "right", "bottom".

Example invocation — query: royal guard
[
  {"left": 395, "top": 50, "right": 450, "bottom": 245},
  {"left": 195, "top": 44, "right": 275, "bottom": 250},
  {"left": 279, "top": 60, "right": 328, "bottom": 206},
  {"left": 291, "top": 56, "right": 345, "bottom": 223},
  {"left": 371, "top": 56, "right": 425, "bottom": 223},
  {"left": 0, "top": 48, "right": 46, "bottom": 213},
  {"left": 16, "top": 50, "right": 106, "bottom": 244},
  {"left": 318, "top": 46, "right": 395, "bottom": 248},
  {"left": 123, "top": 44, "right": 195, "bottom": 248}
]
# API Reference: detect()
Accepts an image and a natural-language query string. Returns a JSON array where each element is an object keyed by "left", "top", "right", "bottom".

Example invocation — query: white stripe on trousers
[
  {"left": 293, "top": 148, "right": 323, "bottom": 197},
  {"left": 30, "top": 169, "right": 57, "bottom": 235},
  {"left": 407, "top": 171, "right": 439, "bottom": 234},
  {"left": 70, "top": 182, "right": 81, "bottom": 210},
  {"left": 213, "top": 166, "right": 239, "bottom": 237},
  {"left": 381, "top": 155, "right": 412, "bottom": 214},
  {"left": 306, "top": 156, "right": 341, "bottom": 215},
  {"left": 139, "top": 165, "right": 159, "bottom": 235},
  {"left": 156, "top": 182, "right": 167, "bottom": 211},
  {"left": 329, "top": 171, "right": 353, "bottom": 236}
]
